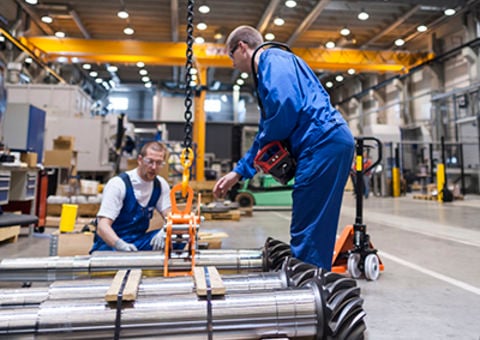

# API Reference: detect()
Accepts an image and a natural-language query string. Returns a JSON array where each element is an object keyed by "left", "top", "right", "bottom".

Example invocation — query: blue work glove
[
  {"left": 114, "top": 239, "right": 138, "bottom": 252},
  {"left": 150, "top": 229, "right": 166, "bottom": 251}
]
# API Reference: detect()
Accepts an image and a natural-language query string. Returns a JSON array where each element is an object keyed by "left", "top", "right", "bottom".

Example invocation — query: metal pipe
[
  {"left": 1, "top": 271, "right": 288, "bottom": 307},
  {"left": 0, "top": 238, "right": 293, "bottom": 282},
  {"left": 0, "top": 275, "right": 365, "bottom": 339},
  {"left": 0, "top": 249, "right": 266, "bottom": 282}
]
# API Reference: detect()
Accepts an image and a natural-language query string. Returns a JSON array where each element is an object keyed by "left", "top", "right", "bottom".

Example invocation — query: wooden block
[
  {"left": 0, "top": 226, "right": 20, "bottom": 244},
  {"left": 194, "top": 266, "right": 225, "bottom": 296},
  {"left": 239, "top": 207, "right": 253, "bottom": 217},
  {"left": 105, "top": 269, "right": 142, "bottom": 302}
]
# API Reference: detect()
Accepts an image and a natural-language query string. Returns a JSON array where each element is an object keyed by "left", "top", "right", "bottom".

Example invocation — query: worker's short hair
[
  {"left": 139, "top": 141, "right": 167, "bottom": 157},
  {"left": 226, "top": 25, "right": 264, "bottom": 52}
]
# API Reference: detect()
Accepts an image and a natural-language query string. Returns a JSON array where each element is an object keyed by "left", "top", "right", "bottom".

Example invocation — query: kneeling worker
[{"left": 90, "top": 141, "right": 170, "bottom": 253}]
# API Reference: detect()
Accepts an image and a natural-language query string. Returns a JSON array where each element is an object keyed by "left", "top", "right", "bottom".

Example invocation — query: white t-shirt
[{"left": 97, "top": 169, "right": 171, "bottom": 221}]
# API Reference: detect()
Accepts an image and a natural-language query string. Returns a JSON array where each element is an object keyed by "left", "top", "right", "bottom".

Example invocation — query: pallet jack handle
[{"left": 354, "top": 137, "right": 382, "bottom": 226}]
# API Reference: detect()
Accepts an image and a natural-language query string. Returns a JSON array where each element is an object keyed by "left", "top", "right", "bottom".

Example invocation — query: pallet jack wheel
[
  {"left": 364, "top": 254, "right": 380, "bottom": 281},
  {"left": 347, "top": 253, "right": 362, "bottom": 279}
]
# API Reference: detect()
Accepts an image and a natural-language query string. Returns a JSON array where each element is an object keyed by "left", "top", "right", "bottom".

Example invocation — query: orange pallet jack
[
  {"left": 332, "top": 136, "right": 384, "bottom": 281},
  {"left": 163, "top": 182, "right": 201, "bottom": 277}
]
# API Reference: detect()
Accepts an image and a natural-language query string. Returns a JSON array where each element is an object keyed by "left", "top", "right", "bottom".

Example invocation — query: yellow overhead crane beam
[
  {"left": 21, "top": 36, "right": 434, "bottom": 73},
  {"left": 20, "top": 36, "right": 434, "bottom": 182}
]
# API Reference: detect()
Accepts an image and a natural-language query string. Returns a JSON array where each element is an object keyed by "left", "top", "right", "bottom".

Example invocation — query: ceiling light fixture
[
  {"left": 95, "top": 78, "right": 103, "bottom": 84},
  {"left": 394, "top": 38, "right": 405, "bottom": 46},
  {"left": 24, "top": 0, "right": 38, "bottom": 4},
  {"left": 82, "top": 64, "right": 92, "bottom": 70},
  {"left": 25, "top": 57, "right": 33, "bottom": 64},
  {"left": 54, "top": 31, "right": 66, "bottom": 38},
  {"left": 274, "top": 17, "right": 285, "bottom": 26},
  {"left": 89, "top": 71, "right": 98, "bottom": 77},
  {"left": 117, "top": 10, "right": 129, "bottom": 19},
  {"left": 340, "top": 27, "right": 351, "bottom": 36},
  {"left": 285, "top": 0, "right": 297, "bottom": 8},
  {"left": 347, "top": 68, "right": 356, "bottom": 75},
  {"left": 139, "top": 69, "right": 148, "bottom": 76},
  {"left": 357, "top": 10, "right": 369, "bottom": 21},
  {"left": 145, "top": 82, "right": 152, "bottom": 88},
  {"left": 197, "top": 22, "right": 207, "bottom": 30},
  {"left": 335, "top": 75, "right": 344, "bottom": 82},
  {"left": 417, "top": 25, "right": 427, "bottom": 32},
  {"left": 199, "top": 5, "right": 210, "bottom": 14},
  {"left": 325, "top": 41, "right": 336, "bottom": 49},
  {"left": 444, "top": 8, "right": 456, "bottom": 16},
  {"left": 325, "top": 81, "right": 333, "bottom": 88},
  {"left": 214, "top": 32, "right": 223, "bottom": 40},
  {"left": 236, "top": 79, "right": 245, "bottom": 85},
  {"left": 41, "top": 15, "right": 53, "bottom": 24},
  {"left": 107, "top": 65, "right": 118, "bottom": 72},
  {"left": 195, "top": 36, "right": 205, "bottom": 44},
  {"left": 136, "top": 62, "right": 145, "bottom": 68},
  {"left": 142, "top": 76, "right": 150, "bottom": 82},
  {"left": 123, "top": 27, "right": 134, "bottom": 35},
  {"left": 233, "top": 84, "right": 241, "bottom": 91},
  {"left": 265, "top": 33, "right": 275, "bottom": 40},
  {"left": 240, "top": 72, "right": 249, "bottom": 79}
]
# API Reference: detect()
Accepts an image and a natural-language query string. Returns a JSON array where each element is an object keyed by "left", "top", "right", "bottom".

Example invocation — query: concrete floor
[{"left": 0, "top": 192, "right": 479, "bottom": 339}]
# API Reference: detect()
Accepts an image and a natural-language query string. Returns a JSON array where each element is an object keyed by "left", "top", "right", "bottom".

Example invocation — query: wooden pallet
[
  {"left": 203, "top": 209, "right": 241, "bottom": 221},
  {"left": 0, "top": 225, "right": 21, "bottom": 244},
  {"left": 239, "top": 207, "right": 253, "bottom": 217},
  {"left": 413, "top": 194, "right": 437, "bottom": 201}
]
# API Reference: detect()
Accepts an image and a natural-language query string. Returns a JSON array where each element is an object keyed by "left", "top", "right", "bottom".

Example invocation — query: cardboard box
[
  {"left": 53, "top": 135, "right": 75, "bottom": 150},
  {"left": 20, "top": 152, "right": 38, "bottom": 168},
  {"left": 80, "top": 179, "right": 99, "bottom": 195},
  {"left": 53, "top": 230, "right": 94, "bottom": 256},
  {"left": 44, "top": 150, "right": 77, "bottom": 168}
]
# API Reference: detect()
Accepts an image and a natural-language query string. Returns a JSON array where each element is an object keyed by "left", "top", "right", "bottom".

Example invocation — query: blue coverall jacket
[
  {"left": 234, "top": 47, "right": 355, "bottom": 270},
  {"left": 90, "top": 173, "right": 161, "bottom": 253}
]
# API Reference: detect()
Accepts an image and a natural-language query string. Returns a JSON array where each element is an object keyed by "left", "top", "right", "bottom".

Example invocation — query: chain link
[{"left": 183, "top": 0, "right": 195, "bottom": 156}]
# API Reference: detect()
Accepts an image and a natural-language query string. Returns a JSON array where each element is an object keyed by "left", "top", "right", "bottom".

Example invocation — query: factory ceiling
[{"left": 0, "top": 0, "right": 476, "bottom": 94}]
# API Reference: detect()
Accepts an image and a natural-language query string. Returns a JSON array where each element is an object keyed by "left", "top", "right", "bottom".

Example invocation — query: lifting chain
[{"left": 181, "top": 0, "right": 195, "bottom": 197}]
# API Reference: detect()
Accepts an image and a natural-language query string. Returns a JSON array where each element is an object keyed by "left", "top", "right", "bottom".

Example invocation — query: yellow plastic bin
[{"left": 59, "top": 204, "right": 78, "bottom": 232}]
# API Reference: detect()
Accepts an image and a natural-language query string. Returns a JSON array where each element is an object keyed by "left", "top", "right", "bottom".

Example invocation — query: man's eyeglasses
[
  {"left": 229, "top": 42, "right": 241, "bottom": 58},
  {"left": 142, "top": 157, "right": 165, "bottom": 168}
]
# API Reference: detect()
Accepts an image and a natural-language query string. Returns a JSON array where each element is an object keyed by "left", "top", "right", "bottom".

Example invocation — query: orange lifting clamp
[
  {"left": 332, "top": 136, "right": 384, "bottom": 281},
  {"left": 163, "top": 181, "right": 201, "bottom": 277}
]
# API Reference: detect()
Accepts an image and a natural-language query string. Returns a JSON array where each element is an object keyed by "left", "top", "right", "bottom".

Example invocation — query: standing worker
[
  {"left": 213, "top": 25, "right": 355, "bottom": 270},
  {"left": 90, "top": 141, "right": 171, "bottom": 253}
]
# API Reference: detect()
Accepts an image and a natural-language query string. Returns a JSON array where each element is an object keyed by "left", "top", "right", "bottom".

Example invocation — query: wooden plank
[
  {"left": 194, "top": 266, "right": 225, "bottom": 296},
  {"left": 105, "top": 269, "right": 142, "bottom": 302},
  {"left": 0, "top": 225, "right": 20, "bottom": 243}
]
